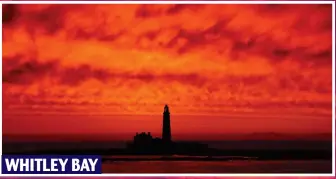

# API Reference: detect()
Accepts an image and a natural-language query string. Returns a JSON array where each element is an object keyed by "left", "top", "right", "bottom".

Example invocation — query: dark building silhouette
[
  {"left": 127, "top": 105, "right": 209, "bottom": 155},
  {"left": 134, "top": 132, "right": 152, "bottom": 146},
  {"left": 162, "top": 105, "right": 172, "bottom": 143},
  {"left": 130, "top": 132, "right": 154, "bottom": 152}
]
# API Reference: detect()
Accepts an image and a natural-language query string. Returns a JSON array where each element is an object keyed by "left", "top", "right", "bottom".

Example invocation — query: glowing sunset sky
[{"left": 2, "top": 4, "right": 333, "bottom": 139}]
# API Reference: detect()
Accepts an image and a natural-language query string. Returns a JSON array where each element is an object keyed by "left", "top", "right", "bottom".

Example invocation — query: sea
[
  {"left": 102, "top": 158, "right": 332, "bottom": 173},
  {"left": 3, "top": 140, "right": 332, "bottom": 173},
  {"left": 2, "top": 140, "right": 332, "bottom": 153}
]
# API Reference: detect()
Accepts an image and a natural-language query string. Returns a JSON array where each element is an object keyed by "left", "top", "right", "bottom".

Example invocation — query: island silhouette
[{"left": 126, "top": 105, "right": 209, "bottom": 155}]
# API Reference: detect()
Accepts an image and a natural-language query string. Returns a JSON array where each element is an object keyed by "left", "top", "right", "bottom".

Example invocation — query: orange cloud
[{"left": 2, "top": 4, "right": 332, "bottom": 137}]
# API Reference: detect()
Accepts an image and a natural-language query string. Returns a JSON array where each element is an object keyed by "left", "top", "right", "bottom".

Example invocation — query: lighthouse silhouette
[{"left": 162, "top": 104, "right": 172, "bottom": 143}]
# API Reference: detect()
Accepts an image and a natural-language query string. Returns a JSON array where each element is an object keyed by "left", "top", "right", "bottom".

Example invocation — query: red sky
[{"left": 2, "top": 4, "right": 333, "bottom": 140}]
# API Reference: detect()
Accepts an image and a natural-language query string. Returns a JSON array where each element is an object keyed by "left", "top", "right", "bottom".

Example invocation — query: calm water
[
  {"left": 102, "top": 160, "right": 332, "bottom": 173},
  {"left": 3, "top": 140, "right": 332, "bottom": 153}
]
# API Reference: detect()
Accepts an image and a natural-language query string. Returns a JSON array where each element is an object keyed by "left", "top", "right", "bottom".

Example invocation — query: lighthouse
[{"left": 162, "top": 104, "right": 172, "bottom": 143}]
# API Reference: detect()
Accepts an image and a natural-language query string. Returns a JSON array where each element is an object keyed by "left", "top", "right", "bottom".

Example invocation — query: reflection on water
[{"left": 102, "top": 160, "right": 332, "bottom": 173}]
